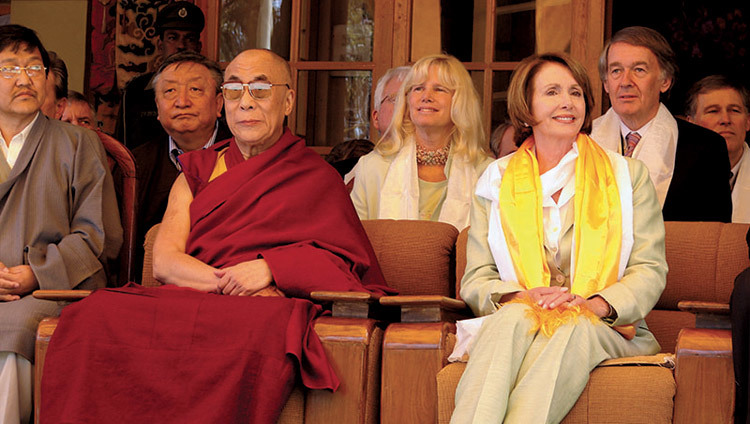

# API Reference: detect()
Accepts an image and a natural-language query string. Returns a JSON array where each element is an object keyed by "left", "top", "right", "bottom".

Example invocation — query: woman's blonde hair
[{"left": 376, "top": 54, "right": 487, "bottom": 163}]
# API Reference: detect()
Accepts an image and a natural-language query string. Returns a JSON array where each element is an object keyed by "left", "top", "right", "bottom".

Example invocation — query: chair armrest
[
  {"left": 677, "top": 300, "right": 730, "bottom": 329},
  {"left": 673, "top": 327, "right": 734, "bottom": 423},
  {"left": 32, "top": 290, "right": 92, "bottom": 301},
  {"left": 380, "top": 295, "right": 471, "bottom": 323},
  {"left": 381, "top": 320, "right": 458, "bottom": 424},
  {"left": 311, "top": 291, "right": 397, "bottom": 320}
]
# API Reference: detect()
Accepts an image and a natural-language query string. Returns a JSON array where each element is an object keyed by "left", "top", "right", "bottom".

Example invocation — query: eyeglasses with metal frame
[
  {"left": 0, "top": 65, "right": 46, "bottom": 79},
  {"left": 221, "top": 81, "right": 290, "bottom": 101}
]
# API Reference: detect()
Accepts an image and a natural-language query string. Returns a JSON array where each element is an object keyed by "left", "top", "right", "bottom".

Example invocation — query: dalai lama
[{"left": 40, "top": 49, "right": 396, "bottom": 423}]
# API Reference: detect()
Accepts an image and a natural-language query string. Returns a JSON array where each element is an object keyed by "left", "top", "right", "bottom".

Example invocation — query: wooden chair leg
[
  {"left": 674, "top": 327, "right": 734, "bottom": 424},
  {"left": 305, "top": 316, "right": 382, "bottom": 424},
  {"left": 381, "top": 322, "right": 456, "bottom": 424},
  {"left": 34, "top": 317, "right": 59, "bottom": 424}
]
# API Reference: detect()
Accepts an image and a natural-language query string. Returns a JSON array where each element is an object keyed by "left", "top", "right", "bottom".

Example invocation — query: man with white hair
[
  {"left": 372, "top": 66, "right": 410, "bottom": 136},
  {"left": 342, "top": 66, "right": 409, "bottom": 181}
]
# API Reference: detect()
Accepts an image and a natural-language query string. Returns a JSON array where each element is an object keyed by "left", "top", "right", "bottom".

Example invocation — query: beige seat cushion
[{"left": 437, "top": 362, "right": 675, "bottom": 424}]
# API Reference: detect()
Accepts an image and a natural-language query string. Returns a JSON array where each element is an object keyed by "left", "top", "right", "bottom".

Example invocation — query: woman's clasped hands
[{"left": 501, "top": 287, "right": 612, "bottom": 318}]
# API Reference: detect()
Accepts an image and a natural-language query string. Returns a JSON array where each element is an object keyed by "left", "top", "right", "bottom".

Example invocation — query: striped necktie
[{"left": 624, "top": 132, "right": 641, "bottom": 157}]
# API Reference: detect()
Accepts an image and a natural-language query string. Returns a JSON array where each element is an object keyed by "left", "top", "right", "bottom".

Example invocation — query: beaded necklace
[{"left": 416, "top": 143, "right": 450, "bottom": 166}]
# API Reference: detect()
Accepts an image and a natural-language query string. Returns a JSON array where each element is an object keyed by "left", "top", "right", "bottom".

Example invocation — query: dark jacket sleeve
[{"left": 662, "top": 119, "right": 732, "bottom": 222}]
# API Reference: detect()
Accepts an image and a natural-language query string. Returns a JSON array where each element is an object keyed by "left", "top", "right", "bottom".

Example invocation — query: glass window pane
[
  {"left": 299, "top": 0, "right": 374, "bottom": 62},
  {"left": 295, "top": 70, "right": 372, "bottom": 146},
  {"left": 495, "top": 0, "right": 536, "bottom": 61},
  {"left": 219, "top": 0, "right": 292, "bottom": 62},
  {"left": 411, "top": 0, "right": 487, "bottom": 63},
  {"left": 491, "top": 70, "right": 513, "bottom": 130}
]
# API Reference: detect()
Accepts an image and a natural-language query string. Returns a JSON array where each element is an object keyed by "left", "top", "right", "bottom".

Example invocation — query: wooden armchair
[
  {"left": 378, "top": 226, "right": 469, "bottom": 424},
  {"left": 35, "top": 219, "right": 457, "bottom": 423},
  {"left": 377, "top": 221, "right": 749, "bottom": 423},
  {"left": 309, "top": 219, "right": 460, "bottom": 423},
  {"left": 139, "top": 220, "right": 461, "bottom": 422}
]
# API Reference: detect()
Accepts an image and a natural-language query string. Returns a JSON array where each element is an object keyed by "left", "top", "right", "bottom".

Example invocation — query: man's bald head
[{"left": 225, "top": 49, "right": 292, "bottom": 86}]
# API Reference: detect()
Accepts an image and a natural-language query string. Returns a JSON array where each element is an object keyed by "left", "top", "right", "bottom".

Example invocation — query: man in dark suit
[
  {"left": 130, "top": 51, "right": 230, "bottom": 279},
  {"left": 116, "top": 1, "right": 204, "bottom": 149},
  {"left": 591, "top": 26, "right": 731, "bottom": 222}
]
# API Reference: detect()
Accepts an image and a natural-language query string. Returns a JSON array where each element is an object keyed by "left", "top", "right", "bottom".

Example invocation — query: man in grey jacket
[{"left": 0, "top": 25, "right": 122, "bottom": 423}]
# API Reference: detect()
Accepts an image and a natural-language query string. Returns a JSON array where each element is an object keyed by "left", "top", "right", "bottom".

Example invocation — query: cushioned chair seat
[
  {"left": 437, "top": 362, "right": 676, "bottom": 424},
  {"left": 391, "top": 221, "right": 749, "bottom": 424}
]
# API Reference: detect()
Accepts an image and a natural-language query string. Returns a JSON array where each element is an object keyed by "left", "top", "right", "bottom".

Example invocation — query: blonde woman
[{"left": 349, "top": 54, "right": 492, "bottom": 230}]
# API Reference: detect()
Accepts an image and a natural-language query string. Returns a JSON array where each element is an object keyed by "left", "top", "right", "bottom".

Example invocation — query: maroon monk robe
[
  {"left": 181, "top": 128, "right": 395, "bottom": 298},
  {"left": 42, "top": 284, "right": 336, "bottom": 423},
  {"left": 41, "top": 129, "right": 396, "bottom": 423}
]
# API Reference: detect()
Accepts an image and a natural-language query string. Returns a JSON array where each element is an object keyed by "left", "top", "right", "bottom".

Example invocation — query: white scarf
[
  {"left": 591, "top": 104, "right": 678, "bottom": 207},
  {"left": 732, "top": 143, "right": 750, "bottom": 224},
  {"left": 377, "top": 141, "right": 479, "bottom": 230}
]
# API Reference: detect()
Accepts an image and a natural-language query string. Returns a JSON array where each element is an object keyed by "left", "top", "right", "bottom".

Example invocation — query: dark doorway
[{"left": 611, "top": 1, "right": 750, "bottom": 115}]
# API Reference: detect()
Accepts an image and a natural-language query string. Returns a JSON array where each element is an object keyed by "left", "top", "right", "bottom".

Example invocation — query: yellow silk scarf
[{"left": 499, "top": 133, "right": 634, "bottom": 338}]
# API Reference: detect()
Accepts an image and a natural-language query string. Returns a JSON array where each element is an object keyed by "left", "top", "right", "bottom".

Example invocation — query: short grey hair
[
  {"left": 685, "top": 75, "right": 750, "bottom": 118},
  {"left": 373, "top": 66, "right": 410, "bottom": 112},
  {"left": 67, "top": 90, "right": 94, "bottom": 111},
  {"left": 153, "top": 51, "right": 223, "bottom": 93},
  {"left": 598, "top": 26, "right": 677, "bottom": 94}
]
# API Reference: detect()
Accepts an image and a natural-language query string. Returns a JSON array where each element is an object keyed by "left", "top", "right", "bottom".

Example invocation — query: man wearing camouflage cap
[{"left": 116, "top": 1, "right": 205, "bottom": 149}]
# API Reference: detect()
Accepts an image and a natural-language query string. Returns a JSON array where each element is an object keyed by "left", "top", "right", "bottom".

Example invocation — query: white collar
[
  {"left": 592, "top": 104, "right": 678, "bottom": 206},
  {"left": 619, "top": 117, "right": 654, "bottom": 141},
  {"left": 0, "top": 112, "right": 40, "bottom": 168},
  {"left": 731, "top": 143, "right": 750, "bottom": 223},
  {"left": 539, "top": 142, "right": 578, "bottom": 208},
  {"left": 168, "top": 122, "right": 219, "bottom": 170},
  {"left": 731, "top": 154, "right": 742, "bottom": 190}
]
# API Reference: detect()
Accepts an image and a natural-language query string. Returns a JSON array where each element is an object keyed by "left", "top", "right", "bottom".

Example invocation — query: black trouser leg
[{"left": 732, "top": 268, "right": 750, "bottom": 424}]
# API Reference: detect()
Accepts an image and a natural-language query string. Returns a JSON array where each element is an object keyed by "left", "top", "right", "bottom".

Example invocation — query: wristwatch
[{"left": 602, "top": 301, "right": 617, "bottom": 324}]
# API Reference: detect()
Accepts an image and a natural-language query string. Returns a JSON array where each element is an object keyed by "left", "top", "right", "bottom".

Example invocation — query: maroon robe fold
[
  {"left": 41, "top": 129, "right": 396, "bottom": 423},
  {"left": 42, "top": 284, "right": 334, "bottom": 423}
]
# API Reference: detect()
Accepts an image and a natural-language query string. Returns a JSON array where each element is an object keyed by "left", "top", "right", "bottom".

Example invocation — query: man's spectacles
[
  {"left": 221, "top": 82, "right": 290, "bottom": 101},
  {"left": 0, "top": 65, "right": 46, "bottom": 79},
  {"left": 379, "top": 94, "right": 396, "bottom": 106}
]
